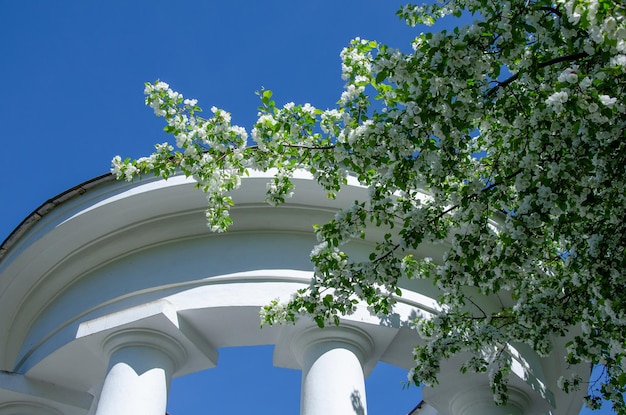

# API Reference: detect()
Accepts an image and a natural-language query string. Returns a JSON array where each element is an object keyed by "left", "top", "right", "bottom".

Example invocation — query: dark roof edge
[
  {"left": 407, "top": 400, "right": 427, "bottom": 415},
  {"left": 0, "top": 172, "right": 116, "bottom": 262}
]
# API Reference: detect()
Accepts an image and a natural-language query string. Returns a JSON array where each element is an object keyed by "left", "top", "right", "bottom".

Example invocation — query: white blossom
[
  {"left": 558, "top": 68, "right": 578, "bottom": 84},
  {"left": 546, "top": 91, "right": 569, "bottom": 111},
  {"left": 579, "top": 76, "right": 592, "bottom": 89},
  {"left": 598, "top": 94, "right": 617, "bottom": 107}
]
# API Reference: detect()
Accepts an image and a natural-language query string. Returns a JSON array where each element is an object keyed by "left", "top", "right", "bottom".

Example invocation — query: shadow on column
[{"left": 351, "top": 390, "right": 366, "bottom": 415}]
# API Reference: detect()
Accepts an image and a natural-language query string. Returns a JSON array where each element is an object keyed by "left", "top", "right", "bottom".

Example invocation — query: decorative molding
[
  {"left": 290, "top": 325, "right": 375, "bottom": 368},
  {"left": 449, "top": 386, "right": 530, "bottom": 415},
  {"left": 102, "top": 329, "right": 187, "bottom": 374}
]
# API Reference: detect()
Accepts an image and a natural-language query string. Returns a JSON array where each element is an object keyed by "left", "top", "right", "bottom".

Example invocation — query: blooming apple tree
[{"left": 112, "top": 0, "right": 626, "bottom": 411}]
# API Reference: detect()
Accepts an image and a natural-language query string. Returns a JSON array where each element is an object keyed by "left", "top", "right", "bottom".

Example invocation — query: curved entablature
[
  {"left": 0, "top": 170, "right": 438, "bottom": 369},
  {"left": 0, "top": 170, "right": 586, "bottom": 415}
]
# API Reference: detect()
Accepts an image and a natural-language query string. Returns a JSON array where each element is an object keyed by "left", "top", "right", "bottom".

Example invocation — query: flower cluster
[
  {"left": 114, "top": 81, "right": 249, "bottom": 232},
  {"left": 114, "top": 0, "right": 626, "bottom": 411}
]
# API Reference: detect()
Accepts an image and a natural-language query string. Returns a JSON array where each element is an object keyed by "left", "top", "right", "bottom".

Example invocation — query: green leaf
[
  {"left": 323, "top": 294, "right": 333, "bottom": 307},
  {"left": 376, "top": 69, "right": 389, "bottom": 84},
  {"left": 524, "top": 23, "right": 536, "bottom": 33},
  {"left": 314, "top": 315, "right": 325, "bottom": 328}
]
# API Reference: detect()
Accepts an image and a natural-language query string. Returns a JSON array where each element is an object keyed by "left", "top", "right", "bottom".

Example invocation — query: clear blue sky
[{"left": 0, "top": 1, "right": 614, "bottom": 414}]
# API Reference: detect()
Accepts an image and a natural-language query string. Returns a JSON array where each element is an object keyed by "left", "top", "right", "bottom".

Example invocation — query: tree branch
[
  {"left": 288, "top": 144, "right": 336, "bottom": 150},
  {"left": 486, "top": 52, "right": 588, "bottom": 97},
  {"left": 539, "top": 6, "right": 562, "bottom": 17},
  {"left": 372, "top": 168, "right": 522, "bottom": 264},
  {"left": 246, "top": 143, "right": 335, "bottom": 151}
]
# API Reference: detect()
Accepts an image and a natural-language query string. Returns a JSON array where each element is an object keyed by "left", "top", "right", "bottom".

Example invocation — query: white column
[
  {"left": 293, "top": 326, "right": 373, "bottom": 415},
  {"left": 94, "top": 329, "right": 186, "bottom": 415}
]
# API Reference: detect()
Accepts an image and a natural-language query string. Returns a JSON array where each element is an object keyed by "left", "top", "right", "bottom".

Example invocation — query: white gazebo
[{"left": 0, "top": 170, "right": 587, "bottom": 415}]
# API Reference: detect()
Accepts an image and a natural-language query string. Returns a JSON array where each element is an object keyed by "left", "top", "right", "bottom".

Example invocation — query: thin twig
[{"left": 487, "top": 52, "right": 588, "bottom": 97}]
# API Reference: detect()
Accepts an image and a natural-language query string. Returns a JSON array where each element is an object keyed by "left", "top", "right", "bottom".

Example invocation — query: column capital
[
  {"left": 101, "top": 328, "right": 187, "bottom": 373},
  {"left": 448, "top": 386, "right": 530, "bottom": 415},
  {"left": 291, "top": 325, "right": 374, "bottom": 368},
  {"left": 274, "top": 321, "right": 386, "bottom": 378},
  {"left": 77, "top": 301, "right": 217, "bottom": 377}
]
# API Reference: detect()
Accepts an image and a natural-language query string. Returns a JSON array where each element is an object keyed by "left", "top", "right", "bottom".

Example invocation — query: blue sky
[{"left": 0, "top": 1, "right": 614, "bottom": 414}]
